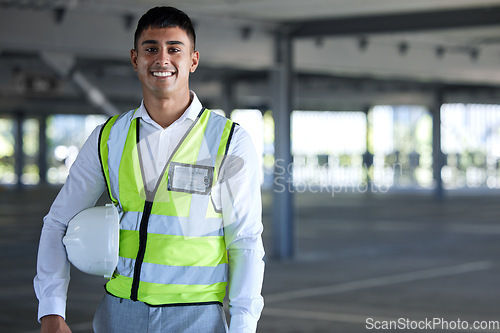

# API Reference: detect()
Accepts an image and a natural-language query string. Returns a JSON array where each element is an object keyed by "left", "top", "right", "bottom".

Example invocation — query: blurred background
[{"left": 1, "top": 1, "right": 500, "bottom": 332}]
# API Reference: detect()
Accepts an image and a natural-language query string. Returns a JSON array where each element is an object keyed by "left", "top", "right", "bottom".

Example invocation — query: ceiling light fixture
[
  {"left": 241, "top": 26, "right": 252, "bottom": 40},
  {"left": 398, "top": 41, "right": 409, "bottom": 56},
  {"left": 315, "top": 37, "right": 324, "bottom": 48},
  {"left": 358, "top": 36, "right": 368, "bottom": 52},
  {"left": 469, "top": 48, "right": 479, "bottom": 62},
  {"left": 435, "top": 46, "right": 445, "bottom": 59}
]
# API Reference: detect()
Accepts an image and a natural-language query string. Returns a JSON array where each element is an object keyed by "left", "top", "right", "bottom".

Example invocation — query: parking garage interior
[{"left": 2, "top": 1, "right": 500, "bottom": 332}]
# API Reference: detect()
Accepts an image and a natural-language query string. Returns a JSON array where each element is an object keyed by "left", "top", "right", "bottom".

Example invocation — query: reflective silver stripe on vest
[
  {"left": 107, "top": 110, "right": 136, "bottom": 206},
  {"left": 117, "top": 257, "right": 228, "bottom": 285},
  {"left": 200, "top": 112, "right": 227, "bottom": 166},
  {"left": 120, "top": 211, "right": 223, "bottom": 237}
]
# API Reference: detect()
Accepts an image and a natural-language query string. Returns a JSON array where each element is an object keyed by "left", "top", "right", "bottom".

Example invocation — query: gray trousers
[{"left": 93, "top": 294, "right": 228, "bottom": 333}]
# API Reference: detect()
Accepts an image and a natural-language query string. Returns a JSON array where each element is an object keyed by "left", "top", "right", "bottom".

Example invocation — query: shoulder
[
  {"left": 102, "top": 109, "right": 137, "bottom": 135},
  {"left": 230, "top": 123, "right": 254, "bottom": 151},
  {"left": 115, "top": 109, "right": 138, "bottom": 124},
  {"left": 206, "top": 110, "right": 252, "bottom": 149},
  {"left": 204, "top": 109, "right": 257, "bottom": 160},
  {"left": 109, "top": 108, "right": 140, "bottom": 125},
  {"left": 226, "top": 124, "right": 259, "bottom": 176}
]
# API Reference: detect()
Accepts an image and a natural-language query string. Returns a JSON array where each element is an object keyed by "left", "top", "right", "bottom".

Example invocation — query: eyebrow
[{"left": 141, "top": 40, "right": 185, "bottom": 46}]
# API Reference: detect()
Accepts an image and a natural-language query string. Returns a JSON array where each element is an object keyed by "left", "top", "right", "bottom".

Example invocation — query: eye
[
  {"left": 145, "top": 47, "right": 158, "bottom": 53},
  {"left": 169, "top": 47, "right": 181, "bottom": 53}
]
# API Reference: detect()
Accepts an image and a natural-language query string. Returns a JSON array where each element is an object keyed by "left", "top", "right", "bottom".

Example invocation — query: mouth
[{"left": 151, "top": 70, "right": 175, "bottom": 78}]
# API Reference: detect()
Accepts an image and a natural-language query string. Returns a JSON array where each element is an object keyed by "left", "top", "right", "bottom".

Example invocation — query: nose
[{"left": 156, "top": 48, "right": 170, "bottom": 66}]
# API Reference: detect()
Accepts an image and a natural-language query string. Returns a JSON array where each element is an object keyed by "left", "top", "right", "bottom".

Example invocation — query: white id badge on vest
[{"left": 167, "top": 162, "right": 214, "bottom": 195}]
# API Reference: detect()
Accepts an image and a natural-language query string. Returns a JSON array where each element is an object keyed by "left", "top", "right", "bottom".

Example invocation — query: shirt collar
[{"left": 132, "top": 91, "right": 203, "bottom": 128}]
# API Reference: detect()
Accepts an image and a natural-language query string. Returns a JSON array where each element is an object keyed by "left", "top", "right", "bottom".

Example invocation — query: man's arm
[
  {"left": 34, "top": 125, "right": 106, "bottom": 326},
  {"left": 219, "top": 126, "right": 265, "bottom": 333}
]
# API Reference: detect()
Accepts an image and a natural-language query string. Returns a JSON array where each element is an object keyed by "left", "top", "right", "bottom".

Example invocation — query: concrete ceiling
[
  {"left": 3, "top": 0, "right": 500, "bottom": 20},
  {"left": 1, "top": 0, "right": 500, "bottom": 114}
]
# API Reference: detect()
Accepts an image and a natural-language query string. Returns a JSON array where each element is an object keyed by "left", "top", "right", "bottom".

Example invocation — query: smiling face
[{"left": 130, "top": 26, "right": 199, "bottom": 101}]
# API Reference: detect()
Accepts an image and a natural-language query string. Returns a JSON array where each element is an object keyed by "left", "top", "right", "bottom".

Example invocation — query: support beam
[
  {"left": 362, "top": 106, "right": 374, "bottom": 192},
  {"left": 271, "top": 32, "right": 294, "bottom": 260},
  {"left": 38, "top": 115, "right": 47, "bottom": 185},
  {"left": 221, "top": 79, "right": 236, "bottom": 119},
  {"left": 72, "top": 71, "right": 121, "bottom": 116},
  {"left": 288, "top": 6, "right": 500, "bottom": 37},
  {"left": 432, "top": 89, "right": 445, "bottom": 200},
  {"left": 14, "top": 111, "right": 24, "bottom": 189},
  {"left": 41, "top": 52, "right": 120, "bottom": 117}
]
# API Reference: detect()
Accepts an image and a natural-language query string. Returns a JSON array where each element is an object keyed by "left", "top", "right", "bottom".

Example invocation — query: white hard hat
[{"left": 63, "top": 204, "right": 119, "bottom": 279}]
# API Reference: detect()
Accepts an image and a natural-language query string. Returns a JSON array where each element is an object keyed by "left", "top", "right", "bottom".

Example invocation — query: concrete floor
[{"left": 1, "top": 186, "right": 500, "bottom": 332}]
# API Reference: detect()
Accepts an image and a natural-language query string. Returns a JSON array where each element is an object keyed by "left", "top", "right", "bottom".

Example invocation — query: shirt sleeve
[
  {"left": 215, "top": 125, "right": 265, "bottom": 333},
  {"left": 33, "top": 125, "right": 106, "bottom": 322}
]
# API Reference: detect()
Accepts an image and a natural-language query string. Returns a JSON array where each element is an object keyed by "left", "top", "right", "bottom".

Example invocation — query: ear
[
  {"left": 190, "top": 51, "right": 200, "bottom": 73},
  {"left": 130, "top": 49, "right": 138, "bottom": 71}
]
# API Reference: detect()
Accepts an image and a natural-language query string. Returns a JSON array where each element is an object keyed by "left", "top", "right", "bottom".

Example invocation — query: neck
[{"left": 143, "top": 91, "right": 192, "bottom": 128}]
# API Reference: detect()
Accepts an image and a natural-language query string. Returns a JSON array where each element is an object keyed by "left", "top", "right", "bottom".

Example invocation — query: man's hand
[{"left": 40, "top": 315, "right": 72, "bottom": 333}]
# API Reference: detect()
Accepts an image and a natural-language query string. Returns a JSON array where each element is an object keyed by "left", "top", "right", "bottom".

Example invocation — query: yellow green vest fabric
[{"left": 98, "top": 107, "right": 235, "bottom": 306}]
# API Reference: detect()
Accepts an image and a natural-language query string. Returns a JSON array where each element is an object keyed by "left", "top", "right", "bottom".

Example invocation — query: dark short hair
[{"left": 134, "top": 6, "right": 196, "bottom": 51}]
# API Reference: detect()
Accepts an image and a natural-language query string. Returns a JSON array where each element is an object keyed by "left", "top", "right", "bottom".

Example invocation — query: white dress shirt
[{"left": 34, "top": 92, "right": 265, "bottom": 333}]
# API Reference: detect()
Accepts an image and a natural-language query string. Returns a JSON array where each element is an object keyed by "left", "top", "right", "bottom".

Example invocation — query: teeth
[{"left": 152, "top": 71, "right": 174, "bottom": 77}]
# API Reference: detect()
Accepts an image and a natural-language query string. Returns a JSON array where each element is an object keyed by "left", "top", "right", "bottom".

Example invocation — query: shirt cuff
[
  {"left": 229, "top": 314, "right": 258, "bottom": 333},
  {"left": 38, "top": 296, "right": 66, "bottom": 323}
]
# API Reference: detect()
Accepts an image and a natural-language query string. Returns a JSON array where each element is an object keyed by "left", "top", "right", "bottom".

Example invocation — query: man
[{"left": 34, "top": 6, "right": 265, "bottom": 333}]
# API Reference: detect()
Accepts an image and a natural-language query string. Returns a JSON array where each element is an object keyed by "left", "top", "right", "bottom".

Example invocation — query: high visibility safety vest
[{"left": 98, "top": 107, "right": 236, "bottom": 306}]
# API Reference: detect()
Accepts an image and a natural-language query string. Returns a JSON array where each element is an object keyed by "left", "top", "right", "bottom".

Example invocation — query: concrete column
[
  {"left": 14, "top": 112, "right": 25, "bottom": 189},
  {"left": 271, "top": 32, "right": 294, "bottom": 260},
  {"left": 362, "top": 107, "right": 374, "bottom": 191},
  {"left": 432, "top": 89, "right": 445, "bottom": 200},
  {"left": 221, "top": 79, "right": 236, "bottom": 119},
  {"left": 38, "top": 115, "right": 48, "bottom": 184}
]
